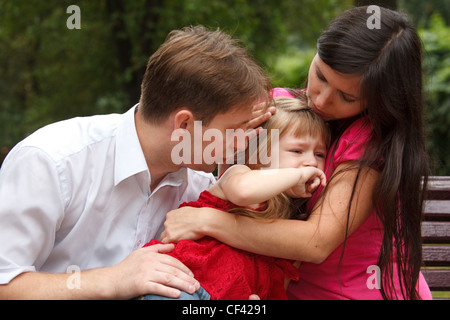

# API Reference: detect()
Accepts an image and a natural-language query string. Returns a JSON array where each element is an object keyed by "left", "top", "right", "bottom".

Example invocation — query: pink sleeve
[
  {"left": 306, "top": 118, "right": 373, "bottom": 212},
  {"left": 271, "top": 87, "right": 294, "bottom": 98},
  {"left": 330, "top": 118, "right": 372, "bottom": 169}
]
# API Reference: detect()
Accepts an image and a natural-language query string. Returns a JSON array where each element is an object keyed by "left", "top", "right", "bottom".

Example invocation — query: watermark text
[
  {"left": 170, "top": 121, "right": 279, "bottom": 167},
  {"left": 366, "top": 5, "right": 381, "bottom": 30},
  {"left": 66, "top": 5, "right": 81, "bottom": 30}
]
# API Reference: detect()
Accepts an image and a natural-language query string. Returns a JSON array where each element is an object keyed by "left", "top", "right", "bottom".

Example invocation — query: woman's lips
[
  {"left": 309, "top": 101, "right": 326, "bottom": 118},
  {"left": 309, "top": 99, "right": 335, "bottom": 121}
]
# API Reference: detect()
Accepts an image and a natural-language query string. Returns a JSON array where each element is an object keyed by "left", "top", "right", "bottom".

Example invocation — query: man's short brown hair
[{"left": 139, "top": 25, "right": 272, "bottom": 125}]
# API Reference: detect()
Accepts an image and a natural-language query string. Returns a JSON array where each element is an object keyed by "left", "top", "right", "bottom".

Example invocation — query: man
[{"left": 0, "top": 26, "right": 272, "bottom": 299}]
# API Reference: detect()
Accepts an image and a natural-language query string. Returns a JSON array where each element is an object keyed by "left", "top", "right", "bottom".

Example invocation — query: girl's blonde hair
[{"left": 228, "top": 93, "right": 330, "bottom": 221}]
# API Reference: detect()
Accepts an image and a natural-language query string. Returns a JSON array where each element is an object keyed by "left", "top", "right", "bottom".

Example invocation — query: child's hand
[{"left": 288, "top": 167, "right": 326, "bottom": 198}]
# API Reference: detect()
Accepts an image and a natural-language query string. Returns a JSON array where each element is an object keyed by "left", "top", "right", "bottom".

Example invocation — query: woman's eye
[
  {"left": 316, "top": 70, "right": 326, "bottom": 82},
  {"left": 341, "top": 93, "right": 356, "bottom": 103}
]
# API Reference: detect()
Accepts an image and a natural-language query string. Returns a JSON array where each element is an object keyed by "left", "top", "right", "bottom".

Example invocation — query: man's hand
[{"left": 107, "top": 243, "right": 200, "bottom": 299}]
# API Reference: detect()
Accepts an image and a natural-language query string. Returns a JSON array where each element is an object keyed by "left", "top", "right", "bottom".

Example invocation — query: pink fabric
[
  {"left": 271, "top": 87, "right": 294, "bottom": 98},
  {"left": 285, "top": 117, "right": 432, "bottom": 299}
]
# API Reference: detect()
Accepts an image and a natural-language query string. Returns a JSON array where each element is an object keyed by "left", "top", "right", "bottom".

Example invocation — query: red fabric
[{"left": 144, "top": 190, "right": 299, "bottom": 300}]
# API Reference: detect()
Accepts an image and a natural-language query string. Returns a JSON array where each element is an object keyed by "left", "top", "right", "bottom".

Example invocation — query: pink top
[
  {"left": 271, "top": 87, "right": 293, "bottom": 98},
  {"left": 271, "top": 88, "right": 432, "bottom": 299}
]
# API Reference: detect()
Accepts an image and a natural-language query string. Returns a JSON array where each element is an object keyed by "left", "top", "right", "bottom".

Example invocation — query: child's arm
[
  {"left": 162, "top": 164, "right": 377, "bottom": 264},
  {"left": 215, "top": 165, "right": 326, "bottom": 206}
]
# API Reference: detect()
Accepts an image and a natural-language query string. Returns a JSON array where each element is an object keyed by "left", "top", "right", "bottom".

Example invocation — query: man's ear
[{"left": 172, "top": 109, "right": 195, "bottom": 131}]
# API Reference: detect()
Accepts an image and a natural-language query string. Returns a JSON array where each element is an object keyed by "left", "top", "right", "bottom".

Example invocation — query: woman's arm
[{"left": 162, "top": 163, "right": 378, "bottom": 263}]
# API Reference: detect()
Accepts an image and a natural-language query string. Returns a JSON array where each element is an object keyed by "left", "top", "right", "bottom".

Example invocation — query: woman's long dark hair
[{"left": 316, "top": 6, "right": 429, "bottom": 299}]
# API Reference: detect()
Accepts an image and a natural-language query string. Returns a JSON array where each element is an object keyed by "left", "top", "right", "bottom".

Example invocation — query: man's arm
[{"left": 0, "top": 244, "right": 200, "bottom": 300}]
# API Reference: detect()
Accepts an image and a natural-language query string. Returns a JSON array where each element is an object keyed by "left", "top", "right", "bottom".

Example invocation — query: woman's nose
[{"left": 315, "top": 87, "right": 333, "bottom": 108}]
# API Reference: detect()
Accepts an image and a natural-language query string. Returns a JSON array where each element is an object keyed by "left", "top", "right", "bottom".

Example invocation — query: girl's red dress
[{"left": 144, "top": 190, "right": 299, "bottom": 300}]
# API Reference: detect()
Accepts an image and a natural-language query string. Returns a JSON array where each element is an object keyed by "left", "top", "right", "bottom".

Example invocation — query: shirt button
[{"left": 136, "top": 240, "right": 142, "bottom": 247}]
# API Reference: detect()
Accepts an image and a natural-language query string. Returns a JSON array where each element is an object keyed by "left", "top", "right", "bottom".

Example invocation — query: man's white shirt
[{"left": 0, "top": 105, "right": 215, "bottom": 284}]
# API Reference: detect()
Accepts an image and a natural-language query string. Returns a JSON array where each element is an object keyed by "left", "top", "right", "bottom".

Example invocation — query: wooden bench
[{"left": 421, "top": 176, "right": 450, "bottom": 299}]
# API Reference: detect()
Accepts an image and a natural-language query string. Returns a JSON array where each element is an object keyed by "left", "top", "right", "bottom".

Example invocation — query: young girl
[
  {"left": 162, "top": 7, "right": 432, "bottom": 300},
  {"left": 139, "top": 96, "right": 329, "bottom": 300}
]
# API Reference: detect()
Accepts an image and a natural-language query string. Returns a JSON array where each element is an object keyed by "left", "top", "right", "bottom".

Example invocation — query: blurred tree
[
  {"left": 0, "top": 0, "right": 288, "bottom": 164},
  {"left": 355, "top": 0, "right": 397, "bottom": 9},
  {"left": 0, "top": 0, "right": 332, "bottom": 166},
  {"left": 399, "top": 0, "right": 450, "bottom": 27},
  {"left": 1, "top": 0, "right": 448, "bottom": 175},
  {"left": 419, "top": 14, "right": 450, "bottom": 175}
]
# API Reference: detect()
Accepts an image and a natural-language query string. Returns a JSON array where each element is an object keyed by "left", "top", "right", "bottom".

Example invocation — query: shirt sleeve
[
  {"left": 0, "top": 146, "right": 66, "bottom": 284},
  {"left": 331, "top": 118, "right": 372, "bottom": 169}
]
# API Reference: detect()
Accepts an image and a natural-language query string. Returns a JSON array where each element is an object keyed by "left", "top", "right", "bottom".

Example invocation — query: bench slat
[
  {"left": 422, "top": 221, "right": 450, "bottom": 243},
  {"left": 422, "top": 269, "right": 450, "bottom": 291},
  {"left": 426, "top": 176, "right": 450, "bottom": 200},
  {"left": 423, "top": 200, "right": 450, "bottom": 221},
  {"left": 421, "top": 177, "right": 450, "bottom": 297},
  {"left": 423, "top": 245, "right": 450, "bottom": 266}
]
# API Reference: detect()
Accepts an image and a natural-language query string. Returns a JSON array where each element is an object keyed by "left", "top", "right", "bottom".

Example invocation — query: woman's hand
[{"left": 161, "top": 206, "right": 212, "bottom": 243}]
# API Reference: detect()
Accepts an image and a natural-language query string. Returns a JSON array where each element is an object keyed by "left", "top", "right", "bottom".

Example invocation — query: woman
[{"left": 161, "top": 6, "right": 431, "bottom": 300}]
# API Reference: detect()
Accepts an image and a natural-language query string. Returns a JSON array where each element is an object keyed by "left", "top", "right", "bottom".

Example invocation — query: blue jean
[{"left": 134, "top": 286, "right": 210, "bottom": 300}]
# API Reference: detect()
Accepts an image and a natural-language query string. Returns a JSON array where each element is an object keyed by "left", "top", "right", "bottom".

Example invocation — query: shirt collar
[
  {"left": 153, "top": 167, "right": 189, "bottom": 197},
  {"left": 114, "top": 104, "right": 149, "bottom": 186},
  {"left": 114, "top": 104, "right": 189, "bottom": 196}
]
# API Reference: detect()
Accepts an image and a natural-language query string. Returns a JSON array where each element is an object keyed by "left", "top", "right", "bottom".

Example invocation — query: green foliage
[
  {"left": 420, "top": 14, "right": 450, "bottom": 175},
  {"left": 0, "top": 0, "right": 449, "bottom": 176},
  {"left": 399, "top": 0, "right": 450, "bottom": 27},
  {"left": 0, "top": 0, "right": 287, "bottom": 164},
  {"left": 0, "top": 0, "right": 345, "bottom": 165},
  {"left": 270, "top": 48, "right": 315, "bottom": 88}
]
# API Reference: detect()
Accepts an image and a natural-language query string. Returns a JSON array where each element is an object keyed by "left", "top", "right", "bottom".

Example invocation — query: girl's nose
[{"left": 302, "top": 152, "right": 318, "bottom": 168}]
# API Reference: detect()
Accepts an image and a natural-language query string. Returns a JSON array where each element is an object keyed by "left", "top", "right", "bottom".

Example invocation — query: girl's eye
[
  {"left": 291, "top": 149, "right": 302, "bottom": 154},
  {"left": 316, "top": 153, "right": 326, "bottom": 158}
]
